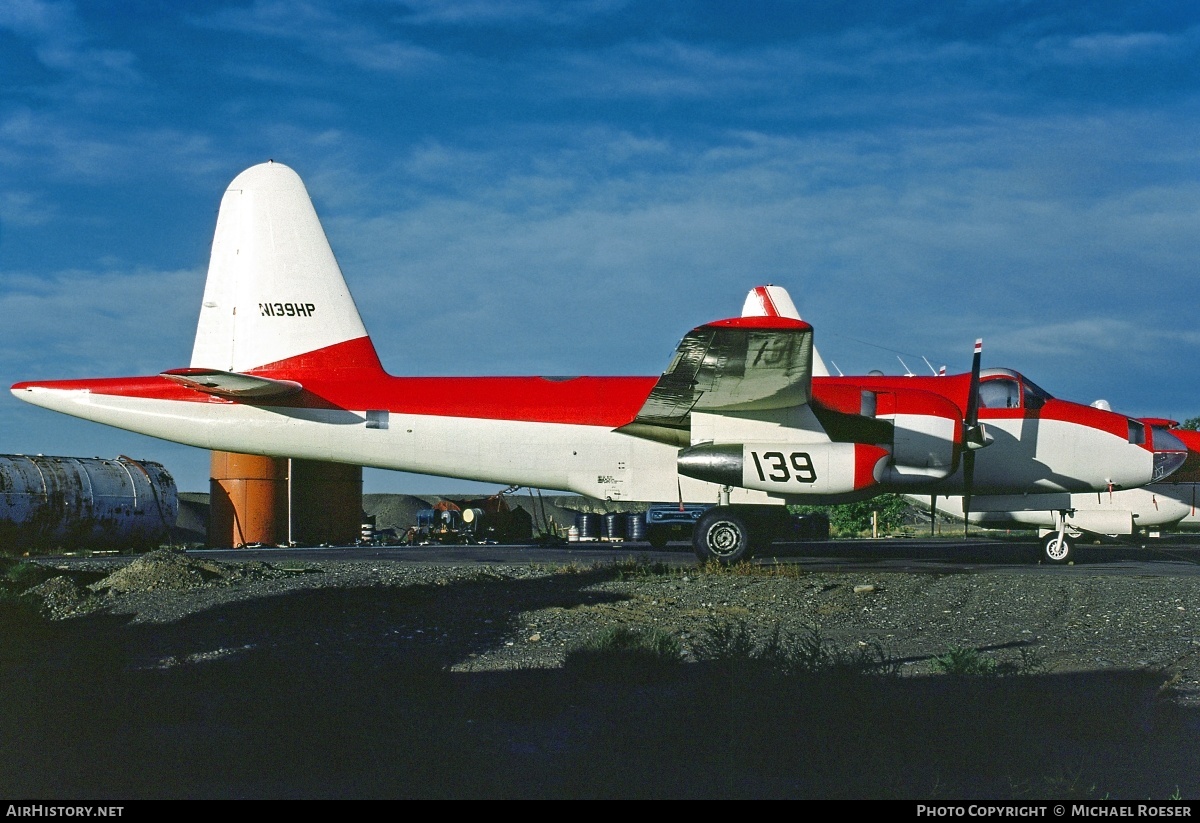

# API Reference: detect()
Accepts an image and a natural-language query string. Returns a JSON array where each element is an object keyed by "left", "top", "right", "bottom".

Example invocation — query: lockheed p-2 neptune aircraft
[{"left": 12, "top": 161, "right": 1186, "bottom": 563}]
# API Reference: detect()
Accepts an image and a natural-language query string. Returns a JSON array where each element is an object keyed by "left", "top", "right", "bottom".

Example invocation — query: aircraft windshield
[
  {"left": 1151, "top": 426, "right": 1188, "bottom": 453},
  {"left": 978, "top": 378, "right": 1021, "bottom": 409},
  {"left": 977, "top": 373, "right": 1054, "bottom": 411},
  {"left": 1021, "top": 376, "right": 1053, "bottom": 402}
]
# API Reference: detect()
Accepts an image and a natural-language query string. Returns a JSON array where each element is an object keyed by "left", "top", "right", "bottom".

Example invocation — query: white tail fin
[
  {"left": 740, "top": 284, "right": 831, "bottom": 377},
  {"left": 191, "top": 161, "right": 376, "bottom": 373}
]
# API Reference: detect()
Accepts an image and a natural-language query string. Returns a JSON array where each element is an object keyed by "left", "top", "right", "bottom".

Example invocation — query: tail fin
[
  {"left": 190, "top": 161, "right": 382, "bottom": 374},
  {"left": 741, "top": 284, "right": 831, "bottom": 377}
]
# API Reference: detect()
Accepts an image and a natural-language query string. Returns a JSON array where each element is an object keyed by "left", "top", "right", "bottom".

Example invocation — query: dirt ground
[{"left": 4, "top": 549, "right": 1200, "bottom": 800}]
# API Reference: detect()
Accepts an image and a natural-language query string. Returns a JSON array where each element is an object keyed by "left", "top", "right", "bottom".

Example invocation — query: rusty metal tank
[
  {"left": 208, "top": 452, "right": 288, "bottom": 547},
  {"left": 208, "top": 452, "right": 362, "bottom": 547},
  {"left": 0, "top": 454, "right": 178, "bottom": 552}
]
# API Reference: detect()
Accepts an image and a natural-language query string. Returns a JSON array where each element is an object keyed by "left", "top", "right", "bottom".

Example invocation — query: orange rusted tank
[
  {"left": 208, "top": 453, "right": 363, "bottom": 547},
  {"left": 208, "top": 452, "right": 288, "bottom": 547}
]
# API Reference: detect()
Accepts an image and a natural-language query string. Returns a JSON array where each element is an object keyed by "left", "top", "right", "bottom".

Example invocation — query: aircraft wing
[
  {"left": 159, "top": 368, "right": 303, "bottom": 399},
  {"left": 619, "top": 316, "right": 814, "bottom": 444}
]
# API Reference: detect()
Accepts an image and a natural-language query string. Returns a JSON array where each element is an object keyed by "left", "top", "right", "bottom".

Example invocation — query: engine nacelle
[
  {"left": 678, "top": 441, "right": 890, "bottom": 495},
  {"left": 873, "top": 389, "right": 961, "bottom": 484}
]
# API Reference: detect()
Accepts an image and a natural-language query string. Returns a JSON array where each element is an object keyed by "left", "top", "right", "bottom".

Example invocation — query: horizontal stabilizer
[{"left": 159, "top": 368, "right": 303, "bottom": 399}]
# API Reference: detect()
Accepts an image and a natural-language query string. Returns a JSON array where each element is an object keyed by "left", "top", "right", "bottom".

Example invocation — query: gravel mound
[
  {"left": 89, "top": 548, "right": 293, "bottom": 593},
  {"left": 21, "top": 574, "right": 90, "bottom": 619}
]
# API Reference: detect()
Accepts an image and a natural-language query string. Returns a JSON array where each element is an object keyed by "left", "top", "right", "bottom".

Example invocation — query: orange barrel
[
  {"left": 208, "top": 452, "right": 288, "bottom": 548},
  {"left": 288, "top": 459, "right": 363, "bottom": 546}
]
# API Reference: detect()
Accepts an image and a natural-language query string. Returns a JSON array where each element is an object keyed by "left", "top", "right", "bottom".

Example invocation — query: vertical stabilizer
[
  {"left": 741, "top": 284, "right": 831, "bottom": 377},
  {"left": 191, "top": 161, "right": 377, "bottom": 373}
]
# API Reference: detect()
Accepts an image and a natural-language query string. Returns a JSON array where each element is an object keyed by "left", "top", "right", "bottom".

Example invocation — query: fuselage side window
[{"left": 1129, "top": 420, "right": 1147, "bottom": 446}]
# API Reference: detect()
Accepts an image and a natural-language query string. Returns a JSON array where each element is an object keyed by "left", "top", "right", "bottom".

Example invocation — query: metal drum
[
  {"left": 602, "top": 511, "right": 626, "bottom": 541},
  {"left": 575, "top": 512, "right": 601, "bottom": 541},
  {"left": 625, "top": 512, "right": 647, "bottom": 542}
]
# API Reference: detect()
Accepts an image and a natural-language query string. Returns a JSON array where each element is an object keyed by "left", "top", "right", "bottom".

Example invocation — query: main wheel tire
[
  {"left": 1043, "top": 532, "right": 1074, "bottom": 564},
  {"left": 693, "top": 507, "right": 753, "bottom": 565}
]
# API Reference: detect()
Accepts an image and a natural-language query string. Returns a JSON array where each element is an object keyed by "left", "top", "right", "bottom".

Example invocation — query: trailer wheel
[
  {"left": 1042, "top": 532, "right": 1074, "bottom": 564},
  {"left": 693, "top": 507, "right": 753, "bottom": 565}
]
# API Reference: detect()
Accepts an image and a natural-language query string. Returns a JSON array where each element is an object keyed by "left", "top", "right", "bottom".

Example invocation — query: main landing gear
[{"left": 692, "top": 505, "right": 793, "bottom": 565}]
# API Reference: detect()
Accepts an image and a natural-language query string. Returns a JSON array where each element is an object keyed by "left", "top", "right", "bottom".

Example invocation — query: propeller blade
[
  {"left": 961, "top": 339, "right": 983, "bottom": 536},
  {"left": 964, "top": 338, "right": 982, "bottom": 430}
]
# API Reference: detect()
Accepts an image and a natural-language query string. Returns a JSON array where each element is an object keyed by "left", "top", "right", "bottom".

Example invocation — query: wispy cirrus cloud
[{"left": 193, "top": 1, "right": 444, "bottom": 75}]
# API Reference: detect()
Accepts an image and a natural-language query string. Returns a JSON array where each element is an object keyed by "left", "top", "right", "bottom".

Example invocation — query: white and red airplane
[
  {"left": 11, "top": 161, "right": 1187, "bottom": 562},
  {"left": 912, "top": 420, "right": 1199, "bottom": 563}
]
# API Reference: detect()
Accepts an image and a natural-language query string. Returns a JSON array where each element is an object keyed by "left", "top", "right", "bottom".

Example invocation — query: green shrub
[
  {"left": 694, "top": 620, "right": 898, "bottom": 678},
  {"left": 5, "top": 561, "right": 57, "bottom": 591},
  {"left": 790, "top": 494, "right": 914, "bottom": 537},
  {"left": 932, "top": 646, "right": 998, "bottom": 675},
  {"left": 564, "top": 625, "right": 682, "bottom": 680},
  {"left": 932, "top": 645, "right": 1053, "bottom": 677}
]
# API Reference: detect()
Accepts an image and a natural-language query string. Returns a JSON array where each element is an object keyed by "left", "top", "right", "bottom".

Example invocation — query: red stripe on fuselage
[{"left": 813, "top": 375, "right": 1130, "bottom": 438}]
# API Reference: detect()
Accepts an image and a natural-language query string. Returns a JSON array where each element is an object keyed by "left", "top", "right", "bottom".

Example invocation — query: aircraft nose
[{"left": 1153, "top": 450, "right": 1187, "bottom": 482}]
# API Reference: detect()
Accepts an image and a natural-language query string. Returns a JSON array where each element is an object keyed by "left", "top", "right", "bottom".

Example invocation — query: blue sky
[{"left": 3, "top": 1, "right": 1199, "bottom": 495}]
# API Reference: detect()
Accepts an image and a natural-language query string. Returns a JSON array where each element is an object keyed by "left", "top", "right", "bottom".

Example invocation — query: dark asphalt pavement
[{"left": 184, "top": 534, "right": 1200, "bottom": 576}]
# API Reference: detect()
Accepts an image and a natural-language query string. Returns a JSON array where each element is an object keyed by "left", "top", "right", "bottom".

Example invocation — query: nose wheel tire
[{"left": 1042, "top": 533, "right": 1074, "bottom": 564}]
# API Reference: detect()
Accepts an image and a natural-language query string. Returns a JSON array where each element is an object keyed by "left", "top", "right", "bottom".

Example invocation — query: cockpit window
[
  {"left": 978, "top": 377, "right": 1021, "bottom": 409},
  {"left": 1151, "top": 425, "right": 1187, "bottom": 453},
  {"left": 1021, "top": 376, "right": 1054, "bottom": 403}
]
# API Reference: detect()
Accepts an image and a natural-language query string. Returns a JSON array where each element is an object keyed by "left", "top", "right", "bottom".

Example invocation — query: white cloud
[
  {"left": 194, "top": 1, "right": 443, "bottom": 74},
  {"left": 0, "top": 268, "right": 204, "bottom": 382},
  {"left": 1038, "top": 29, "right": 1191, "bottom": 64},
  {"left": 0, "top": 189, "right": 57, "bottom": 226},
  {"left": 0, "top": 0, "right": 77, "bottom": 40},
  {"left": 0, "top": 0, "right": 141, "bottom": 86},
  {"left": 387, "top": 0, "right": 630, "bottom": 27}
]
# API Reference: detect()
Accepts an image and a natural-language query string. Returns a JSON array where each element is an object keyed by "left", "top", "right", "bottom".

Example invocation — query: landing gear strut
[{"left": 1042, "top": 520, "right": 1075, "bottom": 564}]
